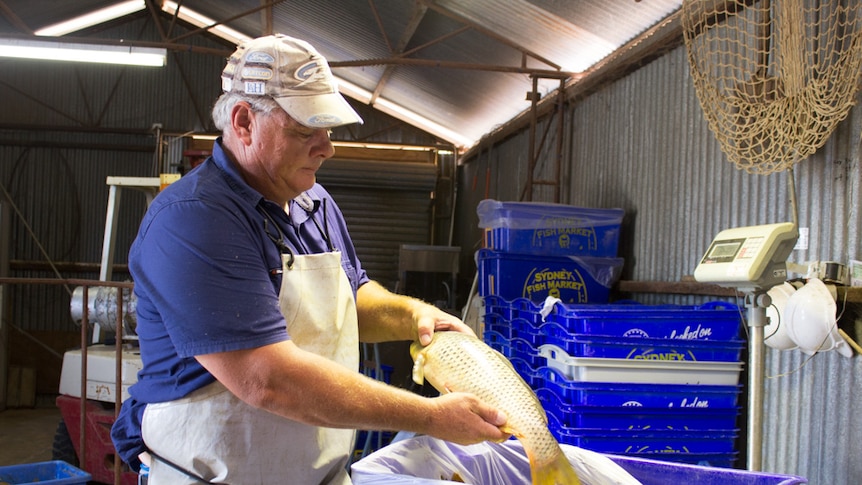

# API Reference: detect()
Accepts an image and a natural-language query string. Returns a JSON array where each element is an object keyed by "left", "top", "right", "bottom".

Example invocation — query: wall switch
[{"left": 794, "top": 227, "right": 809, "bottom": 250}]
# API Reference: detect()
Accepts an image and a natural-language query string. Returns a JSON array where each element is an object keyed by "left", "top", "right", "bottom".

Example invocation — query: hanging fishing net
[{"left": 682, "top": 0, "right": 862, "bottom": 175}]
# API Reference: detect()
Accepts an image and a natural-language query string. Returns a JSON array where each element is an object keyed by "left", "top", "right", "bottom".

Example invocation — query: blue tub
[{"left": 0, "top": 461, "right": 91, "bottom": 485}]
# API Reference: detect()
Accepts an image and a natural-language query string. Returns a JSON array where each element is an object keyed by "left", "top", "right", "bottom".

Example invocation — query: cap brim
[{"left": 275, "top": 93, "right": 363, "bottom": 129}]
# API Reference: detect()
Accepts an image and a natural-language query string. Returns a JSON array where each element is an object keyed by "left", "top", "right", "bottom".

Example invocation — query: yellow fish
[{"left": 411, "top": 332, "right": 582, "bottom": 485}]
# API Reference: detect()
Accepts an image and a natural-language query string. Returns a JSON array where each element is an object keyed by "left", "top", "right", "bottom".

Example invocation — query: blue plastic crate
[
  {"left": 537, "top": 388, "right": 740, "bottom": 430},
  {"left": 482, "top": 294, "right": 515, "bottom": 321},
  {"left": 477, "top": 199, "right": 624, "bottom": 257},
  {"left": 508, "top": 357, "right": 543, "bottom": 389},
  {"left": 0, "top": 461, "right": 91, "bottom": 485},
  {"left": 483, "top": 331, "right": 543, "bottom": 369},
  {"left": 482, "top": 313, "right": 514, "bottom": 339},
  {"left": 548, "top": 418, "right": 739, "bottom": 455},
  {"left": 536, "top": 366, "right": 742, "bottom": 408},
  {"left": 482, "top": 296, "right": 743, "bottom": 343},
  {"left": 477, "top": 249, "right": 623, "bottom": 304},
  {"left": 482, "top": 296, "right": 547, "bottom": 326},
  {"left": 542, "top": 325, "right": 745, "bottom": 362},
  {"left": 547, "top": 300, "right": 743, "bottom": 341},
  {"left": 482, "top": 316, "right": 544, "bottom": 345},
  {"left": 510, "top": 317, "right": 546, "bottom": 346}
]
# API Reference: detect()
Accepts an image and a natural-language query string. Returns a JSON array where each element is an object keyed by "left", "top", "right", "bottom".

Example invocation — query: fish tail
[{"left": 531, "top": 451, "right": 582, "bottom": 485}]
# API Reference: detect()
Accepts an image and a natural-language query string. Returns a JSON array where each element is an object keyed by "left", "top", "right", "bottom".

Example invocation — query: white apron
[{"left": 141, "top": 250, "right": 360, "bottom": 484}]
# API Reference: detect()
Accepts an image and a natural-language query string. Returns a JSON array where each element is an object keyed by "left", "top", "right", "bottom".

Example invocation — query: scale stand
[
  {"left": 744, "top": 290, "right": 771, "bottom": 472},
  {"left": 694, "top": 222, "right": 798, "bottom": 471}
]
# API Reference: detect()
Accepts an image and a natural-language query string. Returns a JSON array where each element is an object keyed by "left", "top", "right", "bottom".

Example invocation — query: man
[{"left": 111, "top": 34, "right": 508, "bottom": 484}]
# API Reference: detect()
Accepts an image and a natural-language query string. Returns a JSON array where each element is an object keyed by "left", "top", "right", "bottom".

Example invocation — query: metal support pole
[
  {"left": 745, "top": 291, "right": 770, "bottom": 471},
  {"left": 0, "top": 200, "right": 9, "bottom": 411}
]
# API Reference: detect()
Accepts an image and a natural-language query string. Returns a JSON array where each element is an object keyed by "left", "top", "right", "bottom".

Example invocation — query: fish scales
[{"left": 411, "top": 332, "right": 582, "bottom": 485}]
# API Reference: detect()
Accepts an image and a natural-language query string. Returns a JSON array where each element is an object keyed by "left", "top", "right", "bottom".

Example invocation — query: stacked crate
[
  {"left": 483, "top": 296, "right": 746, "bottom": 468},
  {"left": 476, "top": 199, "right": 746, "bottom": 468},
  {"left": 476, "top": 198, "right": 625, "bottom": 384},
  {"left": 476, "top": 199, "right": 625, "bottom": 304}
]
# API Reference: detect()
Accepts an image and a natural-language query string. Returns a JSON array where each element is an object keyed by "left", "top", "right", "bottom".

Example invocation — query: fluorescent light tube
[
  {"left": 161, "top": 1, "right": 250, "bottom": 45},
  {"left": 336, "top": 76, "right": 474, "bottom": 148},
  {"left": 35, "top": 0, "right": 146, "bottom": 36},
  {"left": 0, "top": 38, "right": 166, "bottom": 67}
]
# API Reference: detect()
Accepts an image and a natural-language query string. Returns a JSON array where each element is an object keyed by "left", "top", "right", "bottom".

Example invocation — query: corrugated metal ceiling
[{"left": 0, "top": 0, "right": 682, "bottom": 149}]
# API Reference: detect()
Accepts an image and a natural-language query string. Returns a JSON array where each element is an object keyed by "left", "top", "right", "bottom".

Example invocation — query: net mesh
[{"left": 682, "top": 0, "right": 862, "bottom": 174}]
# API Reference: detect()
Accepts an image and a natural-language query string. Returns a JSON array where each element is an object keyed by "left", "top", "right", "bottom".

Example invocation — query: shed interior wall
[{"left": 454, "top": 43, "right": 862, "bottom": 483}]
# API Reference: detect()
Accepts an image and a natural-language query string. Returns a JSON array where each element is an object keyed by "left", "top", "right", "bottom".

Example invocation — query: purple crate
[
  {"left": 622, "top": 452, "right": 740, "bottom": 469},
  {"left": 611, "top": 454, "right": 808, "bottom": 483}
]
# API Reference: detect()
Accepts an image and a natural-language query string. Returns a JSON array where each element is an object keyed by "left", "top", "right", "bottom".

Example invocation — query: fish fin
[
  {"left": 500, "top": 425, "right": 521, "bottom": 437},
  {"left": 531, "top": 450, "right": 582, "bottom": 485},
  {"left": 411, "top": 353, "right": 426, "bottom": 385}
]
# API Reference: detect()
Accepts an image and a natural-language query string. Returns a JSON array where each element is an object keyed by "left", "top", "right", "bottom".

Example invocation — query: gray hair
[{"left": 211, "top": 92, "right": 283, "bottom": 132}]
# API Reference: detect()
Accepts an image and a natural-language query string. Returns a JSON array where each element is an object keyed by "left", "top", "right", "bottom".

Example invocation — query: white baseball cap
[{"left": 221, "top": 34, "right": 363, "bottom": 128}]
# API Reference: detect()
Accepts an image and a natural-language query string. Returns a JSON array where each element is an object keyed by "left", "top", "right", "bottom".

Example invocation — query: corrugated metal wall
[
  {"left": 318, "top": 158, "right": 439, "bottom": 291},
  {"left": 0, "top": 15, "right": 228, "bottom": 336},
  {"left": 454, "top": 44, "right": 862, "bottom": 483},
  {"left": 0, "top": 134, "right": 153, "bottom": 333}
]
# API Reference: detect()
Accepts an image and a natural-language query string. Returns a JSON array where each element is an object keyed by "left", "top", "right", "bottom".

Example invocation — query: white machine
[
  {"left": 694, "top": 222, "right": 799, "bottom": 292},
  {"left": 694, "top": 222, "right": 798, "bottom": 471},
  {"left": 60, "top": 177, "right": 157, "bottom": 405}
]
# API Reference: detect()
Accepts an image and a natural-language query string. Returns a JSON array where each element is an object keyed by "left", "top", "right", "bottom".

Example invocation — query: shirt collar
[{"left": 212, "top": 138, "right": 321, "bottom": 222}]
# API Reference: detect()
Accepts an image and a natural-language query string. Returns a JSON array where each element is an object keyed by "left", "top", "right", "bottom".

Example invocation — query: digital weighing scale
[
  {"left": 694, "top": 222, "right": 798, "bottom": 471},
  {"left": 694, "top": 222, "right": 799, "bottom": 292}
]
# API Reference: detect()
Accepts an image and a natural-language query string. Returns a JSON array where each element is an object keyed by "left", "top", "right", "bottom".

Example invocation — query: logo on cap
[
  {"left": 244, "top": 81, "right": 266, "bottom": 95},
  {"left": 307, "top": 114, "right": 342, "bottom": 127},
  {"left": 242, "top": 67, "right": 273, "bottom": 80},
  {"left": 245, "top": 51, "right": 275, "bottom": 64},
  {"left": 295, "top": 60, "right": 327, "bottom": 84}
]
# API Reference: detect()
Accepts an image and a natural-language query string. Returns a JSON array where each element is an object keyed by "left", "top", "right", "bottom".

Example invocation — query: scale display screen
[{"left": 702, "top": 239, "right": 745, "bottom": 263}]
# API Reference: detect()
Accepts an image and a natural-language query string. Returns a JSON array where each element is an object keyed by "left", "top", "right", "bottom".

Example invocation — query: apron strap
[{"left": 149, "top": 450, "right": 215, "bottom": 484}]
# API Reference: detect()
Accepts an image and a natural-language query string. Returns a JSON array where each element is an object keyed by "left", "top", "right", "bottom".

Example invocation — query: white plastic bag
[{"left": 350, "top": 436, "right": 641, "bottom": 485}]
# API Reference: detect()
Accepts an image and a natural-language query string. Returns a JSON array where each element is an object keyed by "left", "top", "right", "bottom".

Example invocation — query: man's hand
[
  {"left": 424, "top": 392, "right": 510, "bottom": 445},
  {"left": 414, "top": 305, "right": 476, "bottom": 346}
]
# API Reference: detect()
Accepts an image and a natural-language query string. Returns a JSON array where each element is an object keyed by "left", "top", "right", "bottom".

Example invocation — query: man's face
[{"left": 252, "top": 107, "right": 335, "bottom": 201}]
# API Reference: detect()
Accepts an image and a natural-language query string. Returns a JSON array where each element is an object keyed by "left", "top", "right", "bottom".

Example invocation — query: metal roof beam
[
  {"left": 0, "top": 0, "right": 33, "bottom": 34},
  {"left": 330, "top": 57, "right": 574, "bottom": 80},
  {"left": 419, "top": 0, "right": 561, "bottom": 71},
  {"left": 167, "top": 0, "right": 284, "bottom": 43},
  {"left": 370, "top": 2, "right": 428, "bottom": 104}
]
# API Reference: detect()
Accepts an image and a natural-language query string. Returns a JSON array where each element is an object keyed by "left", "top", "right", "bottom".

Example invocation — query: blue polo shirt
[{"left": 111, "top": 138, "right": 369, "bottom": 469}]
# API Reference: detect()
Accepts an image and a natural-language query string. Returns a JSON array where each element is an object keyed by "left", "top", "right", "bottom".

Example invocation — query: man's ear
[{"left": 230, "top": 102, "right": 255, "bottom": 146}]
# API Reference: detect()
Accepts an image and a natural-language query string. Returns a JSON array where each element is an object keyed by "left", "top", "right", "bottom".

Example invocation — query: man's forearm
[{"left": 355, "top": 280, "right": 425, "bottom": 342}]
